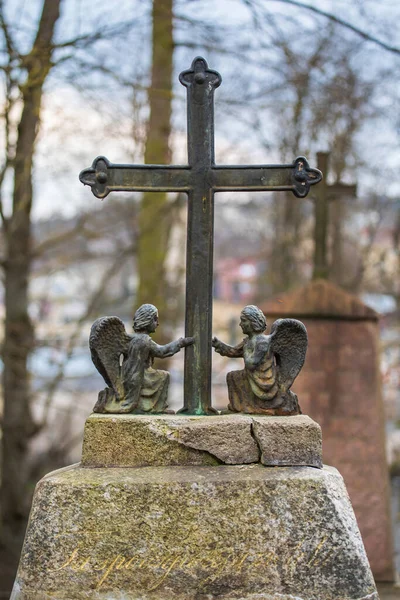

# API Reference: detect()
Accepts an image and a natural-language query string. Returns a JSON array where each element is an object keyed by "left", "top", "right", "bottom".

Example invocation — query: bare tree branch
[
  {"left": 0, "top": 1, "right": 18, "bottom": 61},
  {"left": 269, "top": 0, "right": 400, "bottom": 55},
  {"left": 51, "top": 18, "right": 140, "bottom": 51},
  {"left": 32, "top": 214, "right": 90, "bottom": 258}
]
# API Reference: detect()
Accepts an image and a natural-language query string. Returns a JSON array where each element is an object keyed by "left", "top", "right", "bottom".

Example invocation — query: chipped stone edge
[
  {"left": 83, "top": 414, "right": 323, "bottom": 468},
  {"left": 158, "top": 417, "right": 259, "bottom": 465},
  {"left": 157, "top": 415, "right": 322, "bottom": 468},
  {"left": 250, "top": 419, "right": 323, "bottom": 469}
]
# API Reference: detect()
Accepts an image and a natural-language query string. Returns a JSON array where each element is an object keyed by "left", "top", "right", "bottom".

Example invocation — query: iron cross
[{"left": 79, "top": 56, "right": 322, "bottom": 415}]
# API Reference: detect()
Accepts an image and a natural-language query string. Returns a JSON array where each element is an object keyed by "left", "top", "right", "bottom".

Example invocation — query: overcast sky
[{"left": 2, "top": 0, "right": 399, "bottom": 218}]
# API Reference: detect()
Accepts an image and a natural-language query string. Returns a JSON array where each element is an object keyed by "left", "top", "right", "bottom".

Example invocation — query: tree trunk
[
  {"left": 137, "top": 0, "right": 173, "bottom": 342},
  {"left": 1, "top": 0, "right": 61, "bottom": 548}
]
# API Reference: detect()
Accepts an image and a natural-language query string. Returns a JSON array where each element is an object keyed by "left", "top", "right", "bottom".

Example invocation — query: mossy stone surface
[
  {"left": 81, "top": 413, "right": 322, "bottom": 468},
  {"left": 12, "top": 464, "right": 378, "bottom": 600},
  {"left": 82, "top": 414, "right": 221, "bottom": 467}
]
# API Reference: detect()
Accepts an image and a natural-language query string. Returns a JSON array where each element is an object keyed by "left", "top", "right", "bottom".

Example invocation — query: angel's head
[
  {"left": 133, "top": 304, "right": 159, "bottom": 333},
  {"left": 240, "top": 305, "right": 267, "bottom": 335}
]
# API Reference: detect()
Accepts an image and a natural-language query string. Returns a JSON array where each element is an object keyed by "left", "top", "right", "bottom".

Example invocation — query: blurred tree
[
  {"left": 0, "top": 0, "right": 62, "bottom": 552},
  {"left": 0, "top": 0, "right": 140, "bottom": 582},
  {"left": 314, "top": 62, "right": 373, "bottom": 290},
  {"left": 253, "top": 19, "right": 379, "bottom": 298},
  {"left": 254, "top": 23, "right": 344, "bottom": 295},
  {"left": 271, "top": 0, "right": 400, "bottom": 56},
  {"left": 137, "top": 0, "right": 174, "bottom": 345},
  {"left": 0, "top": 0, "right": 176, "bottom": 576}
]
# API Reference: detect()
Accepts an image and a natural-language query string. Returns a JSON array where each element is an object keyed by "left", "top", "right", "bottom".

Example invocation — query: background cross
[
  {"left": 312, "top": 151, "right": 357, "bottom": 281},
  {"left": 80, "top": 56, "right": 322, "bottom": 415}
]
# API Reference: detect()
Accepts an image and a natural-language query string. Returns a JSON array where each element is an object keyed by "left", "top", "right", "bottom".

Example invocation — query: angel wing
[
  {"left": 89, "top": 316, "right": 131, "bottom": 392},
  {"left": 269, "top": 318, "right": 308, "bottom": 391}
]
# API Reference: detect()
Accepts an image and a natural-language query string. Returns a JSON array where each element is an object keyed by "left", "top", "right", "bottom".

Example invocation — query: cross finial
[
  {"left": 80, "top": 156, "right": 111, "bottom": 199},
  {"left": 179, "top": 56, "right": 222, "bottom": 90},
  {"left": 293, "top": 157, "right": 321, "bottom": 198}
]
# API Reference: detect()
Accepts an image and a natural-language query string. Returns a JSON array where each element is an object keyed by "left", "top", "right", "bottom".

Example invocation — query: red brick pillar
[{"left": 262, "top": 279, "right": 394, "bottom": 581}]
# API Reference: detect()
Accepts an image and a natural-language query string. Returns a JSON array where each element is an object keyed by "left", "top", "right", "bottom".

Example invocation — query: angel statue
[
  {"left": 90, "top": 303, "right": 194, "bottom": 414},
  {"left": 212, "top": 305, "right": 307, "bottom": 415}
]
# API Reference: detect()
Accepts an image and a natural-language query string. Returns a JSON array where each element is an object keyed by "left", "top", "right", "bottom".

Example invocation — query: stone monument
[
  {"left": 262, "top": 278, "right": 394, "bottom": 582},
  {"left": 12, "top": 58, "right": 379, "bottom": 600}
]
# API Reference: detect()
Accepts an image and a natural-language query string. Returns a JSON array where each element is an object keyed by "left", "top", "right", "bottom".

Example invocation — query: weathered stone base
[
  {"left": 12, "top": 464, "right": 378, "bottom": 600},
  {"left": 81, "top": 413, "right": 323, "bottom": 468}
]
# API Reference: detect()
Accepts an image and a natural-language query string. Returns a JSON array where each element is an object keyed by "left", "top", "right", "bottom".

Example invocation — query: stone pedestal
[
  {"left": 12, "top": 415, "right": 378, "bottom": 600},
  {"left": 81, "top": 414, "right": 322, "bottom": 468}
]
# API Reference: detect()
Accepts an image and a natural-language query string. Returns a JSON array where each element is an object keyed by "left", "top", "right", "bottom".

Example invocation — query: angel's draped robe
[
  {"left": 217, "top": 335, "right": 301, "bottom": 415},
  {"left": 117, "top": 334, "right": 182, "bottom": 413},
  {"left": 96, "top": 334, "right": 182, "bottom": 414}
]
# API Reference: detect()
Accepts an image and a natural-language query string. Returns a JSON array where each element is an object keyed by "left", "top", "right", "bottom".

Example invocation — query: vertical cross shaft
[{"left": 179, "top": 58, "right": 221, "bottom": 414}]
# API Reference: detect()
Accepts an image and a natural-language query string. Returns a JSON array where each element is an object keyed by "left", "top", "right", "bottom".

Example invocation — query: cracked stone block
[
  {"left": 81, "top": 414, "right": 322, "bottom": 468},
  {"left": 172, "top": 415, "right": 260, "bottom": 464},
  {"left": 252, "top": 415, "right": 323, "bottom": 468},
  {"left": 12, "top": 464, "right": 378, "bottom": 600},
  {"left": 81, "top": 413, "right": 260, "bottom": 467}
]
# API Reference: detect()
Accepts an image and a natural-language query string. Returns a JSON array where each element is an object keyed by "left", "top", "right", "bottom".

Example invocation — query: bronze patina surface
[
  {"left": 90, "top": 303, "right": 193, "bottom": 414},
  {"left": 213, "top": 305, "right": 307, "bottom": 415},
  {"left": 80, "top": 57, "right": 321, "bottom": 415}
]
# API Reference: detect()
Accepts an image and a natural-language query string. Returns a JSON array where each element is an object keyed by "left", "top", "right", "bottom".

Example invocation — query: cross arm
[
  {"left": 327, "top": 182, "right": 357, "bottom": 200},
  {"left": 213, "top": 157, "right": 322, "bottom": 198},
  {"left": 79, "top": 156, "right": 191, "bottom": 199}
]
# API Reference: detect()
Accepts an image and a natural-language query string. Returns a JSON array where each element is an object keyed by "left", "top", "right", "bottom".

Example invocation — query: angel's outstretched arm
[
  {"left": 212, "top": 337, "right": 244, "bottom": 358},
  {"left": 150, "top": 337, "right": 194, "bottom": 359}
]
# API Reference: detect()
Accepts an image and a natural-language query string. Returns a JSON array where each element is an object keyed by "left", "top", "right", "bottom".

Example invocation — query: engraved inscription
[{"left": 48, "top": 536, "right": 330, "bottom": 591}]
